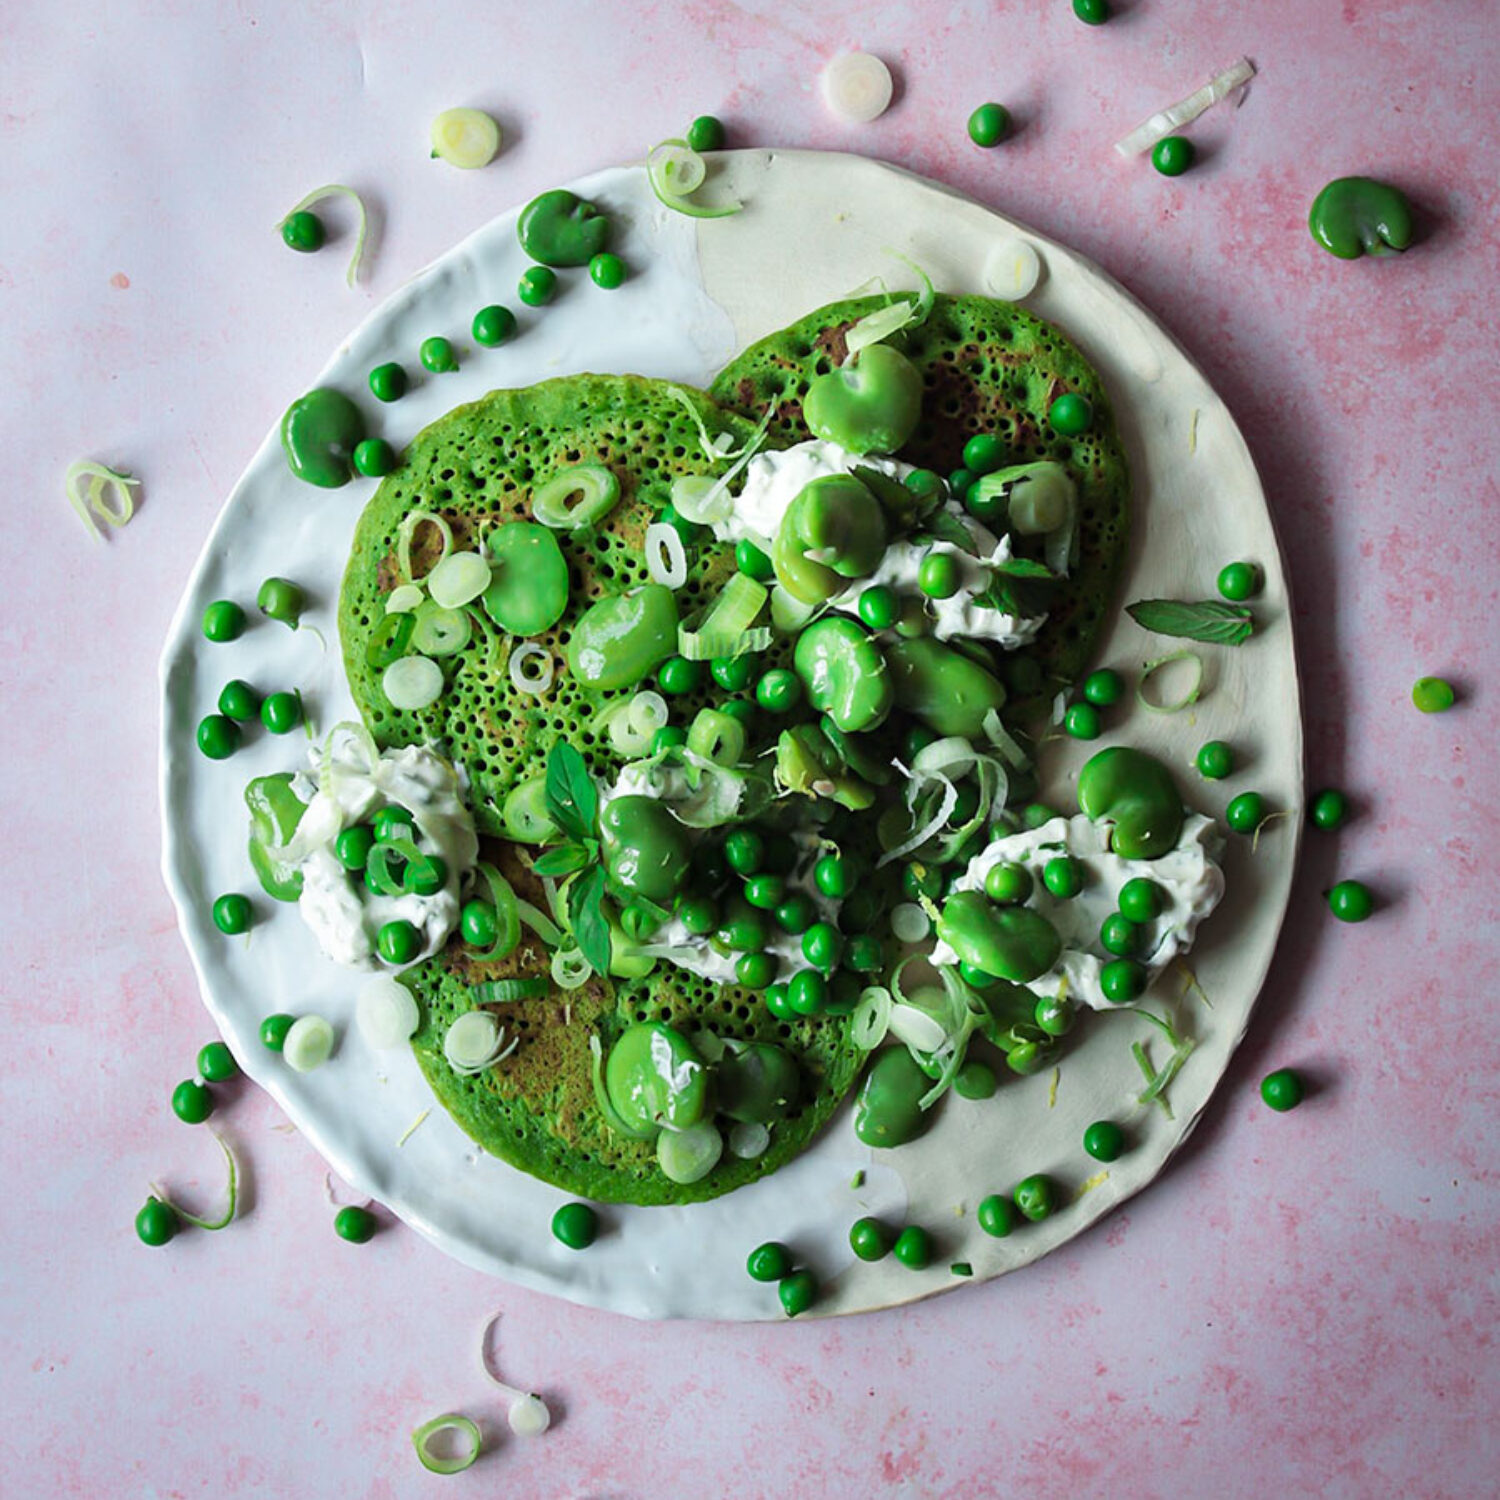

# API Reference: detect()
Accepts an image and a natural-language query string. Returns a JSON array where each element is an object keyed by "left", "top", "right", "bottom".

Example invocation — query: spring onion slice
[
  {"left": 697, "top": 572, "right": 768, "bottom": 639},
  {"left": 471, "top": 862, "right": 522, "bottom": 962},
  {"left": 662, "top": 390, "right": 755, "bottom": 467},
  {"left": 647, "top": 139, "right": 742, "bottom": 219},
  {"left": 687, "top": 708, "right": 747, "bottom": 768},
  {"left": 981, "top": 708, "right": 1032, "bottom": 770},
  {"left": 1114, "top": 58, "right": 1256, "bottom": 157},
  {"left": 670, "top": 473, "right": 733, "bottom": 524},
  {"left": 383, "top": 655, "right": 444, "bottom": 710},
  {"left": 890, "top": 902, "right": 932, "bottom": 943},
  {"left": 887, "top": 1003, "right": 948, "bottom": 1053},
  {"left": 284, "top": 1014, "right": 336, "bottom": 1072},
  {"left": 771, "top": 586, "right": 822, "bottom": 634},
  {"left": 278, "top": 184, "right": 371, "bottom": 287},
  {"left": 645, "top": 522, "right": 689, "bottom": 589},
  {"left": 396, "top": 509, "right": 454, "bottom": 585},
  {"left": 363, "top": 838, "right": 414, "bottom": 897},
  {"left": 851, "top": 986, "right": 892, "bottom": 1050},
  {"left": 842, "top": 253, "right": 936, "bottom": 360},
  {"left": 150, "top": 1131, "right": 238, "bottom": 1230},
  {"left": 1136, "top": 650, "right": 1204, "bottom": 714},
  {"left": 532, "top": 464, "right": 621, "bottom": 529},
  {"left": 469, "top": 976, "right": 548, "bottom": 1003},
  {"left": 427, "top": 550, "right": 491, "bottom": 609},
  {"left": 386, "top": 583, "right": 425, "bottom": 613},
  {"left": 444, "top": 1011, "right": 518, "bottom": 1074},
  {"left": 508, "top": 643, "right": 554, "bottom": 696},
  {"left": 411, "top": 603, "right": 472, "bottom": 657},
  {"left": 551, "top": 945, "right": 592, "bottom": 990},
  {"left": 64, "top": 459, "right": 139, "bottom": 542},
  {"left": 411, "top": 1414, "right": 482, "bottom": 1475},
  {"left": 604, "top": 691, "right": 669, "bottom": 757},
  {"left": 1139, "top": 1036, "right": 1196, "bottom": 1109},
  {"left": 677, "top": 626, "right": 773, "bottom": 662},
  {"left": 357, "top": 976, "right": 420, "bottom": 1047},
  {"left": 820, "top": 51, "right": 894, "bottom": 123},
  {"left": 430, "top": 107, "right": 501, "bottom": 169},
  {"left": 515, "top": 898, "right": 563, "bottom": 948}
]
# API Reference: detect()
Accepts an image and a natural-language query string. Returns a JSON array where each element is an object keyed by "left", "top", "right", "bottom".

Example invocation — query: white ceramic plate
[{"left": 160, "top": 150, "right": 1301, "bottom": 1320}]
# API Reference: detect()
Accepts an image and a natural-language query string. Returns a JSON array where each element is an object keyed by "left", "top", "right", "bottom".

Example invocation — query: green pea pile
[{"left": 197, "top": 580, "right": 310, "bottom": 762}]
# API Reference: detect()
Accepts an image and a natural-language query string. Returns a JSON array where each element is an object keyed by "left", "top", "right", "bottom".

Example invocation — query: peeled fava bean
[{"left": 792, "top": 616, "right": 893, "bottom": 734}]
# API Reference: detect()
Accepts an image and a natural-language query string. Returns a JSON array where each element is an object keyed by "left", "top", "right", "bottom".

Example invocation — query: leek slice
[
  {"left": 411, "top": 1414, "right": 481, "bottom": 1475},
  {"left": 471, "top": 861, "right": 521, "bottom": 963},
  {"left": 1136, "top": 650, "right": 1204, "bottom": 713},
  {"left": 677, "top": 626, "right": 772, "bottom": 662},
  {"left": 430, "top": 108, "right": 501, "bottom": 169},
  {"left": 1114, "top": 58, "right": 1256, "bottom": 157},
  {"left": 469, "top": 976, "right": 548, "bottom": 1003},
  {"left": 277, "top": 184, "right": 371, "bottom": 287},
  {"left": 64, "top": 459, "right": 139, "bottom": 542},
  {"left": 396, "top": 509, "right": 454, "bottom": 585},
  {"left": 356, "top": 977, "right": 420, "bottom": 1048},
  {"left": 646, "top": 139, "right": 742, "bottom": 219},
  {"left": 149, "top": 1131, "right": 238, "bottom": 1230}
]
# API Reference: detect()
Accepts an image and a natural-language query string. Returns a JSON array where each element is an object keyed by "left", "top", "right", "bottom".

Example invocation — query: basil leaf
[
  {"left": 567, "top": 865, "right": 613, "bottom": 977},
  {"left": 1126, "top": 598, "right": 1255, "bottom": 646},
  {"left": 915, "top": 508, "right": 981, "bottom": 557},
  {"left": 532, "top": 845, "right": 589, "bottom": 878},
  {"left": 545, "top": 742, "right": 598, "bottom": 842}
]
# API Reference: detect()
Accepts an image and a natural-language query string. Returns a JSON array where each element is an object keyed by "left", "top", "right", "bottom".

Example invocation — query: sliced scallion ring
[
  {"left": 508, "top": 643, "right": 554, "bottom": 696},
  {"left": 396, "top": 509, "right": 454, "bottom": 585},
  {"left": 850, "top": 986, "right": 893, "bottom": 1050},
  {"left": 149, "top": 1131, "right": 238, "bottom": 1231},
  {"left": 646, "top": 139, "right": 742, "bottom": 219},
  {"left": 531, "top": 464, "right": 621, "bottom": 529},
  {"left": 444, "top": 1011, "right": 518, "bottom": 1075},
  {"left": 356, "top": 977, "right": 420, "bottom": 1049},
  {"left": 64, "top": 459, "right": 139, "bottom": 542},
  {"left": 728, "top": 1120, "right": 771, "bottom": 1159},
  {"left": 382, "top": 655, "right": 444, "bottom": 710},
  {"left": 670, "top": 473, "right": 733, "bottom": 524},
  {"left": 890, "top": 903, "right": 932, "bottom": 944},
  {"left": 277, "top": 184, "right": 371, "bottom": 287},
  {"left": 677, "top": 626, "right": 773, "bottom": 662},
  {"left": 411, "top": 1413, "right": 482, "bottom": 1475},
  {"left": 551, "top": 946, "right": 592, "bottom": 990},
  {"left": 887, "top": 1002, "right": 948, "bottom": 1053},
  {"left": 602, "top": 690, "right": 669, "bottom": 757},
  {"left": 385, "top": 583, "right": 425, "bottom": 613},
  {"left": 645, "top": 522, "right": 689, "bottom": 589},
  {"left": 426, "top": 550, "right": 492, "bottom": 609},
  {"left": 819, "top": 51, "right": 894, "bottom": 123},
  {"left": 516, "top": 898, "right": 563, "bottom": 948},
  {"left": 1136, "top": 650, "right": 1205, "bottom": 713},
  {"left": 430, "top": 107, "right": 501, "bottom": 169},
  {"left": 410, "top": 602, "right": 473, "bottom": 657},
  {"left": 469, "top": 976, "right": 548, "bottom": 1003},
  {"left": 687, "top": 707, "right": 746, "bottom": 768},
  {"left": 283, "top": 1014, "right": 336, "bottom": 1072}
]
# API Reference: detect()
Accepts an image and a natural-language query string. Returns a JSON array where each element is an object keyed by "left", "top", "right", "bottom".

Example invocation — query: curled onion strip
[
  {"left": 472, "top": 861, "right": 521, "bottom": 962},
  {"left": 850, "top": 986, "right": 892, "bottom": 1050},
  {"left": 509, "top": 643, "right": 554, "bottom": 695},
  {"left": 551, "top": 946, "right": 592, "bottom": 990},
  {"left": 647, "top": 139, "right": 742, "bottom": 219},
  {"left": 278, "top": 183, "right": 371, "bottom": 287},
  {"left": 1136, "top": 650, "right": 1205, "bottom": 714},
  {"left": 396, "top": 509, "right": 453, "bottom": 586},
  {"left": 64, "top": 460, "right": 139, "bottom": 542},
  {"left": 149, "top": 1131, "right": 238, "bottom": 1230},
  {"left": 645, "top": 522, "right": 689, "bottom": 588},
  {"left": 411, "top": 1414, "right": 482, "bottom": 1475},
  {"left": 1114, "top": 58, "right": 1256, "bottom": 157}
]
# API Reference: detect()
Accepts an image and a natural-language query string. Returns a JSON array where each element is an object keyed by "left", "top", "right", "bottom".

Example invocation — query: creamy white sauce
[
  {"left": 282, "top": 734, "right": 478, "bottom": 971},
  {"left": 929, "top": 813, "right": 1225, "bottom": 1010}
]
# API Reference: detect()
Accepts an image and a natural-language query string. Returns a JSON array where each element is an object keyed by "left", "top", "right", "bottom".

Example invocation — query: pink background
[{"left": 3, "top": 2, "right": 1497, "bottom": 1496}]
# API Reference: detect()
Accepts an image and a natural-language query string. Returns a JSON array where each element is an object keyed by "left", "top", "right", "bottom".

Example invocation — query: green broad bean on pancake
[{"left": 709, "top": 293, "right": 1131, "bottom": 700}]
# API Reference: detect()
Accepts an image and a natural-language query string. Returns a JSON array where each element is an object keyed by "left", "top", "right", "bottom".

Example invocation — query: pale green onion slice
[
  {"left": 1114, "top": 57, "right": 1255, "bottom": 157},
  {"left": 687, "top": 708, "right": 747, "bottom": 768},
  {"left": 728, "top": 1120, "right": 771, "bottom": 1159},
  {"left": 508, "top": 643, "right": 554, "bottom": 696},
  {"left": 645, "top": 522, "right": 688, "bottom": 588},
  {"left": 532, "top": 464, "right": 621, "bottom": 529},
  {"left": 64, "top": 459, "right": 139, "bottom": 542},
  {"left": 890, "top": 902, "right": 931, "bottom": 944},
  {"left": 277, "top": 184, "right": 370, "bottom": 287},
  {"left": 973, "top": 462, "right": 1074, "bottom": 536},
  {"left": 551, "top": 945, "right": 592, "bottom": 990},
  {"left": 410, "top": 602, "right": 472, "bottom": 657},
  {"left": 670, "top": 473, "right": 733, "bottom": 523},
  {"left": 283, "top": 1014, "right": 335, "bottom": 1072},
  {"left": 981, "top": 708, "right": 1031, "bottom": 770},
  {"left": 516, "top": 898, "right": 564, "bottom": 948},
  {"left": 150, "top": 1131, "right": 238, "bottom": 1231},
  {"left": 771, "top": 586, "right": 821, "bottom": 634},
  {"left": 469, "top": 976, "right": 548, "bottom": 1003},
  {"left": 677, "top": 626, "right": 773, "bottom": 662},
  {"left": 646, "top": 139, "right": 742, "bottom": 219},
  {"left": 444, "top": 1011, "right": 517, "bottom": 1075},
  {"left": 1136, "top": 650, "right": 1204, "bottom": 713},
  {"left": 843, "top": 255, "right": 935, "bottom": 359},
  {"left": 472, "top": 862, "right": 522, "bottom": 963},
  {"left": 427, "top": 550, "right": 492, "bottom": 609},
  {"left": 412, "top": 1414, "right": 482, "bottom": 1475},
  {"left": 657, "top": 1119, "right": 723, "bottom": 1183},
  {"left": 506, "top": 1393, "right": 552, "bottom": 1437},
  {"left": 604, "top": 690, "right": 669, "bottom": 757},
  {"left": 819, "top": 51, "right": 894, "bottom": 122},
  {"left": 850, "top": 986, "right": 892, "bottom": 1050},
  {"left": 356, "top": 977, "right": 420, "bottom": 1048},
  {"left": 383, "top": 655, "right": 444, "bottom": 710},
  {"left": 430, "top": 107, "right": 501, "bottom": 168},
  {"left": 887, "top": 1002, "right": 948, "bottom": 1053},
  {"left": 698, "top": 572, "right": 768, "bottom": 638},
  {"left": 983, "top": 239, "right": 1043, "bottom": 300},
  {"left": 396, "top": 509, "right": 454, "bottom": 585},
  {"left": 385, "top": 583, "right": 425, "bottom": 613}
]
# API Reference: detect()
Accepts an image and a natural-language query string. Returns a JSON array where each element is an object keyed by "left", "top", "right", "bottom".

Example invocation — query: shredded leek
[
  {"left": 277, "top": 184, "right": 371, "bottom": 287},
  {"left": 850, "top": 986, "right": 892, "bottom": 1049},
  {"left": 515, "top": 898, "right": 563, "bottom": 948},
  {"left": 677, "top": 626, "right": 772, "bottom": 662},
  {"left": 411, "top": 1413, "right": 482, "bottom": 1475},
  {"left": 646, "top": 139, "right": 742, "bottom": 219},
  {"left": 470, "top": 976, "right": 548, "bottom": 1003},
  {"left": 1136, "top": 650, "right": 1204, "bottom": 714},
  {"left": 64, "top": 459, "right": 139, "bottom": 542},
  {"left": 149, "top": 1131, "right": 238, "bottom": 1230},
  {"left": 1072, "top": 1170, "right": 1111, "bottom": 1201},
  {"left": 1048, "top": 1066, "right": 1060, "bottom": 1109},
  {"left": 396, "top": 1109, "right": 430, "bottom": 1147},
  {"left": 842, "top": 252, "right": 936, "bottom": 360},
  {"left": 396, "top": 509, "right": 454, "bottom": 585},
  {"left": 645, "top": 521, "right": 688, "bottom": 588},
  {"left": 697, "top": 570, "right": 768, "bottom": 638},
  {"left": 1114, "top": 58, "right": 1256, "bottom": 157}
]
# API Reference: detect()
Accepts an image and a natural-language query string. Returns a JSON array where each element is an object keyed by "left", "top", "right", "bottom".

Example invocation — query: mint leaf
[
  {"left": 545, "top": 742, "right": 598, "bottom": 843},
  {"left": 1126, "top": 598, "right": 1254, "bottom": 646},
  {"left": 532, "top": 845, "right": 589, "bottom": 878},
  {"left": 915, "top": 508, "right": 980, "bottom": 557},
  {"left": 568, "top": 865, "right": 613, "bottom": 977},
  {"left": 972, "top": 557, "right": 1059, "bottom": 618}
]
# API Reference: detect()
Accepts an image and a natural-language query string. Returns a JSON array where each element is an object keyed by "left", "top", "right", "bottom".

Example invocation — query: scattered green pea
[
  {"left": 787, "top": 969, "right": 827, "bottom": 1015},
  {"left": 1033, "top": 994, "right": 1075, "bottom": 1037},
  {"left": 256, "top": 576, "right": 304, "bottom": 628},
  {"left": 892, "top": 1225, "right": 932, "bottom": 1269},
  {"left": 1042, "top": 855, "right": 1083, "bottom": 899},
  {"left": 377, "top": 919, "right": 422, "bottom": 965},
  {"left": 651, "top": 725, "right": 688, "bottom": 755},
  {"left": 723, "top": 828, "right": 764, "bottom": 876},
  {"left": 962, "top": 433, "right": 1008, "bottom": 475},
  {"left": 1225, "top": 791, "right": 1265, "bottom": 833},
  {"left": 773, "top": 893, "right": 815, "bottom": 935},
  {"left": 736, "top": 951, "right": 778, "bottom": 989},
  {"left": 201, "top": 600, "right": 246, "bottom": 643},
  {"left": 801, "top": 922, "right": 844, "bottom": 973},
  {"left": 755, "top": 668, "right": 801, "bottom": 714},
  {"left": 1326, "top": 879, "right": 1374, "bottom": 923},
  {"left": 217, "top": 679, "right": 260, "bottom": 722},
  {"left": 372, "top": 807, "right": 415, "bottom": 842},
  {"left": 1412, "top": 676, "right": 1455, "bottom": 713},
  {"left": 967, "top": 102, "right": 1011, "bottom": 148},
  {"left": 352, "top": 438, "right": 397, "bottom": 478},
  {"left": 1260, "top": 1067, "right": 1305, "bottom": 1112},
  {"left": 281, "top": 210, "right": 325, "bottom": 253},
  {"left": 657, "top": 654, "right": 704, "bottom": 695},
  {"left": 518, "top": 265, "right": 557, "bottom": 306},
  {"left": 1021, "top": 802, "right": 1057, "bottom": 830},
  {"left": 741, "top": 874, "right": 786, "bottom": 911},
  {"left": 197, "top": 1041, "right": 238, "bottom": 1083},
  {"left": 551, "top": 1201, "right": 599, "bottom": 1249},
  {"left": 171, "top": 1078, "right": 213, "bottom": 1125},
  {"left": 918, "top": 551, "right": 962, "bottom": 600},
  {"left": 687, "top": 114, "right": 727, "bottom": 152},
  {"left": 1083, "top": 1120, "right": 1126, "bottom": 1161},
  {"left": 844, "top": 933, "right": 885, "bottom": 974},
  {"left": 849, "top": 1217, "right": 894, "bottom": 1261},
  {"left": 471, "top": 304, "right": 517, "bottom": 347},
  {"left": 1072, "top": 0, "right": 1108, "bottom": 22},
  {"left": 260, "top": 1013, "right": 295, "bottom": 1051},
  {"left": 1196, "top": 740, "right": 1235, "bottom": 780},
  {"left": 736, "top": 538, "right": 775, "bottom": 581},
  {"left": 1151, "top": 136, "right": 1195, "bottom": 177},
  {"left": 954, "top": 1060, "right": 997, "bottom": 1100},
  {"left": 778, "top": 1268, "right": 818, "bottom": 1318},
  {"left": 1309, "top": 788, "right": 1348, "bottom": 831},
  {"left": 964, "top": 483, "right": 1007, "bottom": 524},
  {"left": 369, "top": 361, "right": 407, "bottom": 401},
  {"left": 334, "top": 1206, "right": 377, "bottom": 1244},
  {"left": 196, "top": 714, "right": 240, "bottom": 760},
  {"left": 747, "top": 1240, "right": 792, "bottom": 1281},
  {"left": 1099, "top": 958, "right": 1147, "bottom": 1004},
  {"left": 764, "top": 983, "right": 793, "bottom": 1021},
  {"left": 1216, "top": 561, "right": 1260, "bottom": 601},
  {"left": 1099, "top": 912, "right": 1143, "bottom": 957},
  {"left": 212, "top": 893, "right": 252, "bottom": 935},
  {"left": 948, "top": 466, "right": 976, "bottom": 500},
  {"left": 589, "top": 252, "right": 626, "bottom": 290},
  {"left": 707, "top": 655, "right": 755, "bottom": 693},
  {"left": 984, "top": 862, "right": 1033, "bottom": 904},
  {"left": 1082, "top": 668, "right": 1124, "bottom": 707},
  {"left": 809, "top": 855, "right": 850, "bottom": 899},
  {"left": 1117, "top": 877, "right": 1164, "bottom": 924},
  {"left": 1013, "top": 1173, "right": 1055, "bottom": 1221},
  {"left": 260, "top": 690, "right": 302, "bottom": 735},
  {"left": 976, "top": 1194, "right": 1015, "bottom": 1238},
  {"left": 335, "top": 825, "right": 375, "bottom": 873},
  {"left": 1048, "top": 393, "right": 1093, "bottom": 435},
  {"left": 420, "top": 336, "right": 458, "bottom": 374},
  {"left": 136, "top": 1196, "right": 178, "bottom": 1247},
  {"left": 858, "top": 584, "right": 900, "bottom": 631},
  {"left": 1064, "top": 702, "right": 1102, "bottom": 740}
]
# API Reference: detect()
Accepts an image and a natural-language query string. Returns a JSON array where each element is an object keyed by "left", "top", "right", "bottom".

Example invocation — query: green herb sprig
[
  {"left": 531, "top": 743, "right": 613, "bottom": 976},
  {"left": 1126, "top": 598, "right": 1254, "bottom": 645}
]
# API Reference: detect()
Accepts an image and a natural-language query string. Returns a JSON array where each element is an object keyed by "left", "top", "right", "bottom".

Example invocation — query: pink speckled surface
[{"left": 3, "top": 2, "right": 1497, "bottom": 1496}]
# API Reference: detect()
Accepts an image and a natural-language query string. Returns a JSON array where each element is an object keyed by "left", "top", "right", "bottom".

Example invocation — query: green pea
[
  {"left": 1082, "top": 668, "right": 1124, "bottom": 706},
  {"left": 280, "top": 389, "right": 365, "bottom": 489},
  {"left": 954, "top": 1059, "right": 997, "bottom": 1099},
  {"left": 471, "top": 305, "right": 517, "bottom": 348},
  {"left": 455, "top": 900, "right": 495, "bottom": 948},
  {"left": 1006, "top": 1039, "right": 1052, "bottom": 1076},
  {"left": 937, "top": 889, "right": 1061, "bottom": 983},
  {"left": 740, "top": 874, "right": 784, "bottom": 911},
  {"left": 801, "top": 922, "right": 844, "bottom": 973},
  {"left": 651, "top": 726, "right": 688, "bottom": 755},
  {"left": 1083, "top": 1120, "right": 1127, "bottom": 1161},
  {"left": 844, "top": 933, "right": 885, "bottom": 974},
  {"left": 202, "top": 599, "right": 245, "bottom": 643},
  {"left": 216, "top": 679, "right": 259, "bottom": 722},
  {"left": 764, "top": 983, "right": 793, "bottom": 1021},
  {"left": 670, "top": 896, "right": 715, "bottom": 938},
  {"left": 1078, "top": 746, "right": 1185, "bottom": 859},
  {"left": 196, "top": 714, "right": 240, "bottom": 760},
  {"left": 260, "top": 1013, "right": 295, "bottom": 1051},
  {"left": 904, "top": 467, "right": 945, "bottom": 503},
  {"left": 755, "top": 667, "right": 802, "bottom": 714},
  {"left": 1099, "top": 912, "right": 1142, "bottom": 957},
  {"left": 1309, "top": 788, "right": 1348, "bottom": 831},
  {"left": 172, "top": 1078, "right": 213, "bottom": 1125},
  {"left": 368, "top": 361, "right": 407, "bottom": 401},
  {"left": 747, "top": 1240, "right": 792, "bottom": 1281},
  {"left": 1412, "top": 676, "right": 1455, "bottom": 713},
  {"left": 736, "top": 951, "right": 777, "bottom": 989},
  {"left": 1072, "top": 0, "right": 1108, "bottom": 22},
  {"left": 589, "top": 252, "right": 626, "bottom": 289},
  {"left": 687, "top": 114, "right": 726, "bottom": 152},
  {"left": 1151, "top": 135, "right": 1195, "bottom": 177},
  {"left": 260, "top": 690, "right": 302, "bottom": 735},
  {"left": 373, "top": 807, "right": 415, "bottom": 842},
  {"left": 1225, "top": 791, "right": 1265, "bottom": 833},
  {"left": 551, "top": 1201, "right": 599, "bottom": 1249},
  {"left": 723, "top": 829, "right": 764, "bottom": 877},
  {"left": 1047, "top": 393, "right": 1093, "bottom": 435},
  {"left": 420, "top": 336, "right": 458, "bottom": 374},
  {"left": 964, "top": 484, "right": 1007, "bottom": 524},
  {"left": 212, "top": 893, "right": 253, "bottom": 935},
  {"left": 1260, "top": 1067, "right": 1305, "bottom": 1112},
  {"left": 774, "top": 893, "right": 816, "bottom": 935},
  {"left": 518, "top": 265, "right": 557, "bottom": 306},
  {"left": 334, "top": 1206, "right": 377, "bottom": 1244},
  {"left": 1022, "top": 802, "right": 1057, "bottom": 830},
  {"left": 778, "top": 1269, "right": 817, "bottom": 1318},
  {"left": 1099, "top": 958, "right": 1147, "bottom": 1004},
  {"left": 518, "top": 188, "right": 610, "bottom": 267},
  {"left": 566, "top": 584, "right": 679, "bottom": 692},
  {"left": 886, "top": 637, "right": 1007, "bottom": 740},
  {"left": 257, "top": 576, "right": 305, "bottom": 628},
  {"left": 961, "top": 433, "right": 1006, "bottom": 474},
  {"left": 352, "top": 437, "right": 397, "bottom": 477},
  {"left": 801, "top": 343, "right": 923, "bottom": 456},
  {"left": 329, "top": 825, "right": 371, "bottom": 873},
  {"left": 787, "top": 969, "right": 827, "bottom": 1015},
  {"left": 1033, "top": 994, "right": 1075, "bottom": 1037},
  {"left": 849, "top": 1216, "right": 893, "bottom": 1261},
  {"left": 918, "top": 551, "right": 962, "bottom": 600},
  {"left": 984, "top": 862, "right": 1032, "bottom": 904},
  {"left": 1327, "top": 879, "right": 1374, "bottom": 923},
  {"left": 976, "top": 1194, "right": 1015, "bottom": 1238},
  {"left": 601, "top": 795, "right": 692, "bottom": 904},
  {"left": 1013, "top": 1173, "right": 1055, "bottom": 1221},
  {"left": 281, "top": 209, "right": 325, "bottom": 252},
  {"left": 657, "top": 655, "right": 703, "bottom": 696},
  {"left": 709, "top": 655, "right": 756, "bottom": 693},
  {"left": 719, "top": 697, "right": 755, "bottom": 727},
  {"left": 892, "top": 1225, "right": 931, "bottom": 1269},
  {"left": 1042, "top": 856, "right": 1083, "bottom": 899},
  {"left": 967, "top": 101, "right": 1011, "bottom": 147},
  {"left": 135, "top": 1196, "right": 179, "bottom": 1247},
  {"left": 377, "top": 919, "right": 422, "bottom": 965},
  {"left": 605, "top": 1022, "right": 708, "bottom": 1137},
  {"left": 1117, "top": 877, "right": 1164, "bottom": 923},
  {"left": 1216, "top": 561, "right": 1260, "bottom": 601},
  {"left": 948, "top": 467, "right": 977, "bottom": 500},
  {"left": 858, "top": 584, "right": 900, "bottom": 630},
  {"left": 1309, "top": 176, "right": 1414, "bottom": 259},
  {"left": 404, "top": 854, "right": 447, "bottom": 898},
  {"left": 736, "top": 539, "right": 774, "bottom": 580},
  {"left": 957, "top": 960, "right": 998, "bottom": 990},
  {"left": 1196, "top": 740, "right": 1235, "bottom": 780},
  {"left": 717, "top": 907, "right": 769, "bottom": 953},
  {"left": 1064, "top": 702, "right": 1102, "bottom": 740},
  {"left": 807, "top": 854, "right": 847, "bottom": 898}
]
